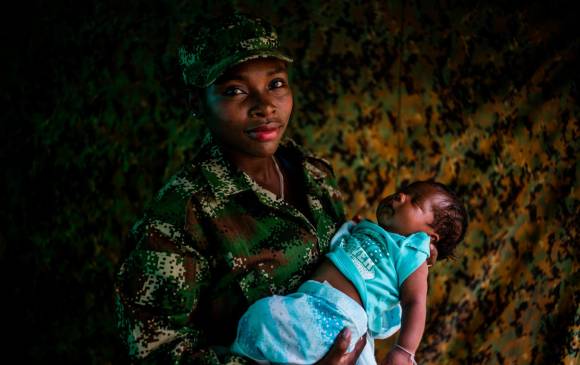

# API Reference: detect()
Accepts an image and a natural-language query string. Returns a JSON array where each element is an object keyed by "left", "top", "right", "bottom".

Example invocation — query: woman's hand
[{"left": 315, "top": 328, "right": 366, "bottom": 365}]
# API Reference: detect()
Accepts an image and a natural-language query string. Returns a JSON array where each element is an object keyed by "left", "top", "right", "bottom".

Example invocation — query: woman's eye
[
  {"left": 223, "top": 87, "right": 245, "bottom": 96},
  {"left": 270, "top": 79, "right": 286, "bottom": 89}
]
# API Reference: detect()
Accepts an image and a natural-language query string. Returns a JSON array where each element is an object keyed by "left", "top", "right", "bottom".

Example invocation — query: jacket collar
[
  {"left": 198, "top": 133, "right": 330, "bottom": 204},
  {"left": 199, "top": 133, "right": 251, "bottom": 201}
]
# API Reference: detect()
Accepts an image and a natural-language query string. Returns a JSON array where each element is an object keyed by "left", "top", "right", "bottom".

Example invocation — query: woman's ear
[{"left": 188, "top": 87, "right": 205, "bottom": 118}]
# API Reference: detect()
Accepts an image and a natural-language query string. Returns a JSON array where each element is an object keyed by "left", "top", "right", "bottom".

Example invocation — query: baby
[{"left": 232, "top": 180, "right": 468, "bottom": 365}]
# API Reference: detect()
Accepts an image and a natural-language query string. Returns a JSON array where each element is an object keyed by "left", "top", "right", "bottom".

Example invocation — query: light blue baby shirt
[{"left": 326, "top": 220, "right": 430, "bottom": 338}]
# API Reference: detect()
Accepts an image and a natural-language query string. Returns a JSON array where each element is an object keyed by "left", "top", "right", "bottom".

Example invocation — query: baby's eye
[{"left": 393, "top": 193, "right": 403, "bottom": 201}]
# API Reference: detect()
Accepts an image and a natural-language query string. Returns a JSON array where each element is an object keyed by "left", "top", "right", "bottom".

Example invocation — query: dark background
[{"left": 1, "top": 0, "right": 578, "bottom": 363}]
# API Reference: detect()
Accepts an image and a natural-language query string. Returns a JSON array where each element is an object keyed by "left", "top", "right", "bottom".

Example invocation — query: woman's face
[{"left": 204, "top": 58, "right": 293, "bottom": 158}]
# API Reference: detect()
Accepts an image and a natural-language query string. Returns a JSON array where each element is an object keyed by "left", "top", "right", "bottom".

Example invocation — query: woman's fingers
[
  {"left": 315, "top": 328, "right": 366, "bottom": 365},
  {"left": 329, "top": 327, "right": 351, "bottom": 359},
  {"left": 348, "top": 334, "right": 367, "bottom": 360}
]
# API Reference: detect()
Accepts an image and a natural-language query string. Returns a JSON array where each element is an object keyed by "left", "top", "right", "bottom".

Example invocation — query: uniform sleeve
[
  {"left": 114, "top": 191, "right": 249, "bottom": 364},
  {"left": 394, "top": 232, "right": 430, "bottom": 287},
  {"left": 312, "top": 157, "right": 346, "bottom": 224}
]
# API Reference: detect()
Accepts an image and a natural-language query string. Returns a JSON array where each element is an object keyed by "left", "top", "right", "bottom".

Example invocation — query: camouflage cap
[{"left": 179, "top": 13, "right": 293, "bottom": 88}]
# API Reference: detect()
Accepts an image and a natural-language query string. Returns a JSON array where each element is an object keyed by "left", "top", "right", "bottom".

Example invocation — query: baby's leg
[{"left": 231, "top": 280, "right": 371, "bottom": 364}]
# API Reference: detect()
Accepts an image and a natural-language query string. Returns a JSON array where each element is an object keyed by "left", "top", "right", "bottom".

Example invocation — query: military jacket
[{"left": 115, "top": 133, "right": 345, "bottom": 364}]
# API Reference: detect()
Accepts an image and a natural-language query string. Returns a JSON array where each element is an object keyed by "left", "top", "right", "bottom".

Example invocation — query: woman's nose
[{"left": 249, "top": 92, "right": 275, "bottom": 118}]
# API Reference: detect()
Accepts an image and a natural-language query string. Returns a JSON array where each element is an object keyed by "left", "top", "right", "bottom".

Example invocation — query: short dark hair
[{"left": 402, "top": 180, "right": 468, "bottom": 260}]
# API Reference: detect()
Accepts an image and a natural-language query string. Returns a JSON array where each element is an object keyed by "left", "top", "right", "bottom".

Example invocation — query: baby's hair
[{"left": 402, "top": 180, "right": 468, "bottom": 260}]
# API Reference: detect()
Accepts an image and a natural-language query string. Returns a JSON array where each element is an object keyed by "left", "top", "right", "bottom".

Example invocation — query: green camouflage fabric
[
  {"left": 262, "top": 2, "right": 578, "bottom": 364},
  {"left": 179, "top": 13, "right": 293, "bottom": 88},
  {"left": 115, "top": 132, "right": 345, "bottom": 363},
  {"left": 12, "top": 1, "right": 579, "bottom": 364}
]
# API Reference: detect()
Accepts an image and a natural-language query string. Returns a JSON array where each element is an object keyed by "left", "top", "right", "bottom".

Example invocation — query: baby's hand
[
  {"left": 352, "top": 203, "right": 369, "bottom": 223},
  {"left": 382, "top": 348, "right": 415, "bottom": 365},
  {"left": 427, "top": 243, "right": 438, "bottom": 268}
]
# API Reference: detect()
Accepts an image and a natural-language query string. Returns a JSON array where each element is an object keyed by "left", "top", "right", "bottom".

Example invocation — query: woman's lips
[{"left": 246, "top": 125, "right": 281, "bottom": 142}]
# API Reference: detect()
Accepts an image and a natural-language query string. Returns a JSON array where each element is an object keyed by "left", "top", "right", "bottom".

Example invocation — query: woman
[{"left": 115, "top": 12, "right": 366, "bottom": 364}]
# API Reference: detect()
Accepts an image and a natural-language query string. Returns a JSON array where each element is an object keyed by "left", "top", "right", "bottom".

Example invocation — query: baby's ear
[{"left": 429, "top": 232, "right": 439, "bottom": 244}]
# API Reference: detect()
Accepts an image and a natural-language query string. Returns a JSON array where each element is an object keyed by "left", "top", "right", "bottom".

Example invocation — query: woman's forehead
[{"left": 214, "top": 58, "right": 288, "bottom": 84}]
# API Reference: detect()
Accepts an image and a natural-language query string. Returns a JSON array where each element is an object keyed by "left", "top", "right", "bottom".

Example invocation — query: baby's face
[{"left": 376, "top": 183, "right": 439, "bottom": 238}]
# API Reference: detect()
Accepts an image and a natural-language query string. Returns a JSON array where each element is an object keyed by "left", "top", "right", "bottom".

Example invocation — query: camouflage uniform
[
  {"left": 115, "top": 12, "right": 344, "bottom": 363},
  {"left": 115, "top": 132, "right": 345, "bottom": 363},
  {"left": 178, "top": 12, "right": 293, "bottom": 88}
]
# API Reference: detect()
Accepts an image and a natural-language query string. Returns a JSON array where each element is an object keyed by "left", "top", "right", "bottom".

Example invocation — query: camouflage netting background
[{"left": 1, "top": 0, "right": 578, "bottom": 363}]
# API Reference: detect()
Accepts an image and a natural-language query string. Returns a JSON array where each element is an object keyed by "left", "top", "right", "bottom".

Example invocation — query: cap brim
[{"left": 204, "top": 50, "right": 293, "bottom": 88}]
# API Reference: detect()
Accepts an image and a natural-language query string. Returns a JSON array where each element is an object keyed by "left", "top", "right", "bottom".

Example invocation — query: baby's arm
[{"left": 383, "top": 261, "right": 428, "bottom": 365}]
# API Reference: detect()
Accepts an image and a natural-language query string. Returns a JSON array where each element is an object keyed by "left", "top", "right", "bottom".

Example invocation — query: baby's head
[{"left": 376, "top": 180, "right": 468, "bottom": 260}]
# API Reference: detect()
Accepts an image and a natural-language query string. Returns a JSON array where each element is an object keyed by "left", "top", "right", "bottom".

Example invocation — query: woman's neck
[
  {"left": 224, "top": 150, "right": 275, "bottom": 180},
  {"left": 222, "top": 147, "right": 283, "bottom": 198}
]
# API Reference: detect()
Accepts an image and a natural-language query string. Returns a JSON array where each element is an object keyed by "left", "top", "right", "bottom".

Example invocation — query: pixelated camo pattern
[
  {"left": 179, "top": 13, "right": 292, "bottom": 87},
  {"left": 115, "top": 133, "right": 345, "bottom": 363},
  {"left": 115, "top": 1, "right": 577, "bottom": 363},
  {"left": 236, "top": 1, "right": 577, "bottom": 364}
]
